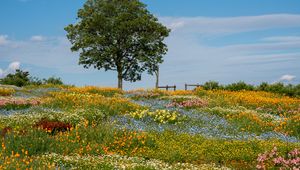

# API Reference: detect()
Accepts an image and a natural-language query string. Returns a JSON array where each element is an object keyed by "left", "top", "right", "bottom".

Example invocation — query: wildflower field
[{"left": 0, "top": 85, "right": 299, "bottom": 169}]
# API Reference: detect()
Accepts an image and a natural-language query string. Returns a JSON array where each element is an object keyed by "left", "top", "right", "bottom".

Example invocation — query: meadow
[{"left": 0, "top": 85, "right": 299, "bottom": 169}]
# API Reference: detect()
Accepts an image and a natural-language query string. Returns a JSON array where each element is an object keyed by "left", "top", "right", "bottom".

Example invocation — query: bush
[
  {"left": 43, "top": 76, "right": 63, "bottom": 85},
  {"left": 202, "top": 81, "right": 221, "bottom": 90},
  {"left": 294, "top": 84, "right": 300, "bottom": 96},
  {"left": 265, "top": 83, "right": 285, "bottom": 94},
  {"left": 0, "top": 69, "right": 30, "bottom": 87},
  {"left": 257, "top": 82, "right": 300, "bottom": 97},
  {"left": 257, "top": 82, "right": 269, "bottom": 91},
  {"left": 34, "top": 118, "right": 72, "bottom": 134},
  {"left": 201, "top": 81, "right": 300, "bottom": 97},
  {"left": 30, "top": 77, "right": 43, "bottom": 85},
  {"left": 225, "top": 81, "right": 255, "bottom": 91},
  {"left": 0, "top": 69, "right": 64, "bottom": 87}
]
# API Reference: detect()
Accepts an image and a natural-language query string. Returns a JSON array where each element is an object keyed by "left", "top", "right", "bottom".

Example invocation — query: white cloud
[
  {"left": 161, "top": 14, "right": 300, "bottom": 35},
  {"left": 168, "top": 21, "right": 185, "bottom": 30},
  {"left": 0, "top": 36, "right": 90, "bottom": 74},
  {"left": 30, "top": 35, "right": 45, "bottom": 42},
  {"left": 0, "top": 35, "right": 9, "bottom": 46},
  {"left": 8, "top": 62, "right": 20, "bottom": 71},
  {"left": 279, "top": 75, "right": 296, "bottom": 82},
  {"left": 0, "top": 61, "right": 21, "bottom": 78},
  {"left": 220, "top": 41, "right": 300, "bottom": 52}
]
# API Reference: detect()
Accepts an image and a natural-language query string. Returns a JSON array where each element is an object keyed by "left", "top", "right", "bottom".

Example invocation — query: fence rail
[
  {"left": 156, "top": 84, "right": 202, "bottom": 91},
  {"left": 185, "top": 84, "right": 201, "bottom": 90},
  {"left": 157, "top": 85, "right": 176, "bottom": 91}
]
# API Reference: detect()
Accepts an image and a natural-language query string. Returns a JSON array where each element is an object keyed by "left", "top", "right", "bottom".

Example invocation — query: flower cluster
[
  {"left": 202, "top": 90, "right": 300, "bottom": 115},
  {"left": 128, "top": 89, "right": 168, "bottom": 99},
  {"left": 68, "top": 86, "right": 123, "bottom": 97},
  {"left": 104, "top": 129, "right": 148, "bottom": 156},
  {"left": 257, "top": 146, "right": 300, "bottom": 169},
  {"left": 38, "top": 153, "right": 230, "bottom": 170},
  {"left": 0, "top": 97, "right": 41, "bottom": 110},
  {"left": 226, "top": 111, "right": 275, "bottom": 133},
  {"left": 44, "top": 92, "right": 140, "bottom": 115},
  {"left": 166, "top": 98, "right": 208, "bottom": 109},
  {"left": 167, "top": 90, "right": 194, "bottom": 96},
  {"left": 129, "top": 109, "right": 183, "bottom": 124},
  {"left": 0, "top": 142, "right": 38, "bottom": 169},
  {"left": 276, "top": 114, "right": 300, "bottom": 137},
  {"left": 0, "top": 87, "right": 15, "bottom": 96}
]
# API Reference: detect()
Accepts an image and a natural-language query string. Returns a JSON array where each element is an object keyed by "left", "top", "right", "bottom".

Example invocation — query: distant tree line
[
  {"left": 201, "top": 81, "right": 300, "bottom": 97},
  {"left": 0, "top": 69, "right": 63, "bottom": 87}
]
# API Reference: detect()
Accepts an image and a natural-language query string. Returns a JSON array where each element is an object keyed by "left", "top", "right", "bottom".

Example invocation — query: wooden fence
[
  {"left": 156, "top": 84, "right": 202, "bottom": 91},
  {"left": 184, "top": 84, "right": 201, "bottom": 90},
  {"left": 157, "top": 85, "right": 176, "bottom": 91}
]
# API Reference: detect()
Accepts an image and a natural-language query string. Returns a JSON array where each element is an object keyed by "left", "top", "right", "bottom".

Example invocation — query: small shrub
[
  {"left": 257, "top": 82, "right": 269, "bottom": 91},
  {"left": 0, "top": 69, "right": 30, "bottom": 87},
  {"left": 258, "top": 82, "right": 300, "bottom": 97},
  {"left": 34, "top": 118, "right": 72, "bottom": 134},
  {"left": 225, "top": 81, "right": 255, "bottom": 91},
  {"left": 202, "top": 81, "right": 221, "bottom": 90},
  {"left": 43, "top": 76, "right": 64, "bottom": 85},
  {"left": 29, "top": 77, "right": 43, "bottom": 85}
]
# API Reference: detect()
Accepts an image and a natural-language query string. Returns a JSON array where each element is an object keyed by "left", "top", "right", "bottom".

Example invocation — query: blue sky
[{"left": 0, "top": 0, "right": 300, "bottom": 89}]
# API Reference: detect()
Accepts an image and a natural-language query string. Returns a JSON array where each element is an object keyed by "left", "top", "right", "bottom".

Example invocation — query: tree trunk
[
  {"left": 117, "top": 71, "right": 123, "bottom": 89},
  {"left": 155, "top": 66, "right": 159, "bottom": 88}
]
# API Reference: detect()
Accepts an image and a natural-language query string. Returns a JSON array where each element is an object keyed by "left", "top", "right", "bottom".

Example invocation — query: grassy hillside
[{"left": 0, "top": 85, "right": 299, "bottom": 169}]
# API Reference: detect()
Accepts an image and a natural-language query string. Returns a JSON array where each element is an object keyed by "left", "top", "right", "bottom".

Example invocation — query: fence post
[
  {"left": 166, "top": 85, "right": 169, "bottom": 91},
  {"left": 174, "top": 85, "right": 176, "bottom": 91},
  {"left": 185, "top": 84, "right": 187, "bottom": 90}
]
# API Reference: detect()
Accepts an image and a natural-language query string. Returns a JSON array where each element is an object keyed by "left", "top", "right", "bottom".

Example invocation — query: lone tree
[{"left": 65, "top": 0, "right": 170, "bottom": 89}]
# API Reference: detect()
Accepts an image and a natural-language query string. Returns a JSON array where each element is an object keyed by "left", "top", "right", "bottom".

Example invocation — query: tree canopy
[{"left": 65, "top": 0, "right": 170, "bottom": 89}]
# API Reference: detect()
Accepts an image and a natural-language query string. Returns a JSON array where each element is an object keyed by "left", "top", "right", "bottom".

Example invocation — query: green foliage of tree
[
  {"left": 30, "top": 77, "right": 43, "bottom": 85},
  {"left": 202, "top": 81, "right": 221, "bottom": 90},
  {"left": 225, "top": 81, "right": 255, "bottom": 91},
  {"left": 0, "top": 69, "right": 30, "bottom": 87},
  {"left": 201, "top": 81, "right": 300, "bottom": 97},
  {"left": 257, "top": 82, "right": 300, "bottom": 97},
  {"left": 43, "top": 76, "right": 63, "bottom": 85},
  {"left": 257, "top": 82, "right": 269, "bottom": 91},
  {"left": 264, "top": 82, "right": 285, "bottom": 93},
  {"left": 0, "top": 69, "right": 64, "bottom": 87},
  {"left": 65, "top": 0, "right": 170, "bottom": 89}
]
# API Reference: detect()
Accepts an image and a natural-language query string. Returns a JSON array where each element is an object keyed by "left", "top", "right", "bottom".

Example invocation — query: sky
[{"left": 0, "top": 0, "right": 300, "bottom": 89}]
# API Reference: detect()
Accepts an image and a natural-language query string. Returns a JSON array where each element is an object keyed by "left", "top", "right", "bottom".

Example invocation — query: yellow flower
[{"left": 15, "top": 152, "right": 20, "bottom": 158}]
